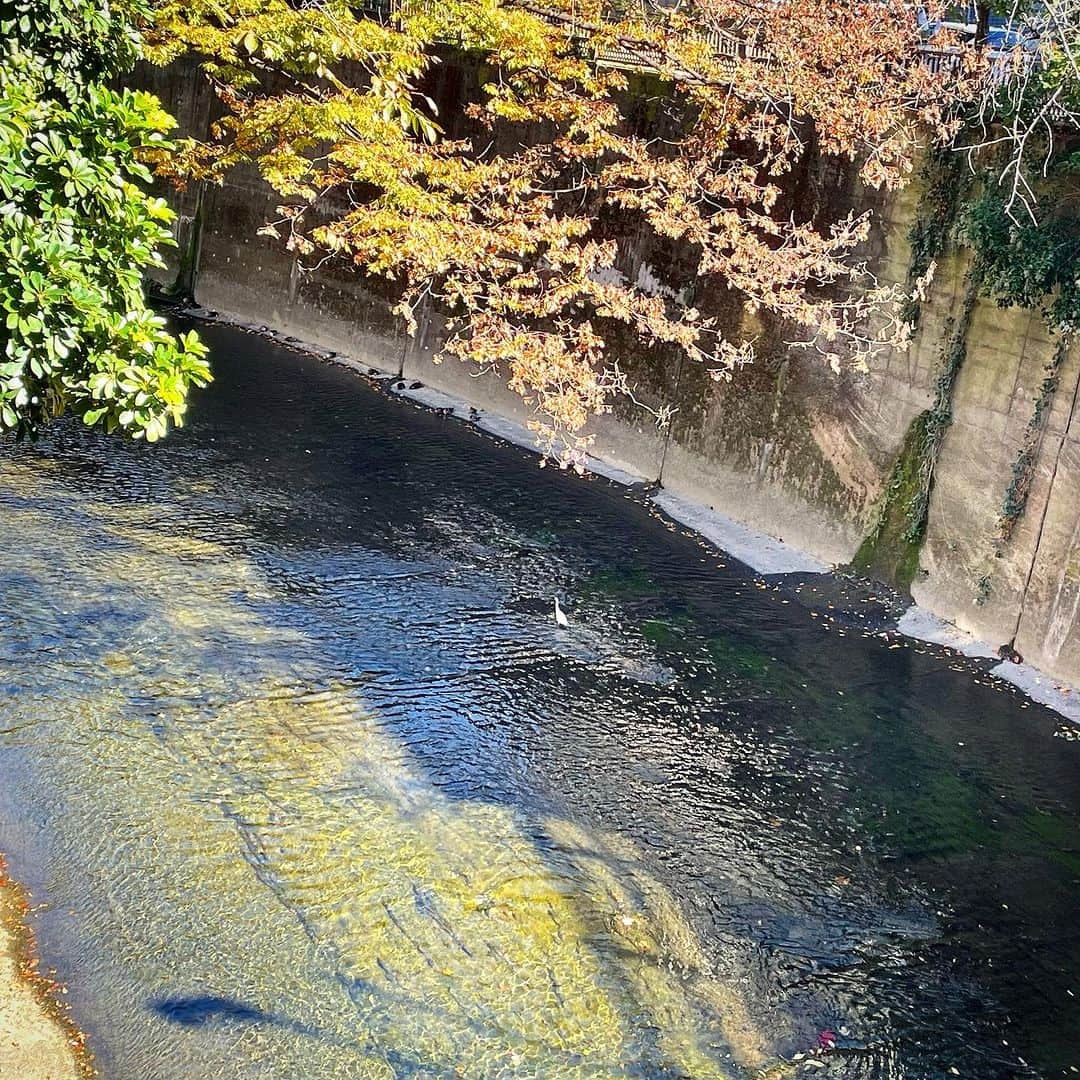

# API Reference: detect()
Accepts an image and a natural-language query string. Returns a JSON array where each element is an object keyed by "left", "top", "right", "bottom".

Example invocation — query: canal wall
[{"left": 139, "top": 61, "right": 1080, "bottom": 693}]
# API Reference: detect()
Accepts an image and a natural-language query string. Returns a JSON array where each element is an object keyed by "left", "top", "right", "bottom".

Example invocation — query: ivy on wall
[
  {"left": 900, "top": 147, "right": 971, "bottom": 328},
  {"left": 854, "top": 128, "right": 1079, "bottom": 594},
  {"left": 960, "top": 187, "right": 1080, "bottom": 335},
  {"left": 852, "top": 267, "right": 981, "bottom": 590},
  {"left": 961, "top": 175, "right": 1078, "bottom": 582},
  {"left": 851, "top": 148, "right": 977, "bottom": 592},
  {"left": 907, "top": 269, "right": 983, "bottom": 536}
]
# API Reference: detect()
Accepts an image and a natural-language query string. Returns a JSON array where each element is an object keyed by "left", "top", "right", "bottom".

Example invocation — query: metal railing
[{"left": 356, "top": 0, "right": 1019, "bottom": 88}]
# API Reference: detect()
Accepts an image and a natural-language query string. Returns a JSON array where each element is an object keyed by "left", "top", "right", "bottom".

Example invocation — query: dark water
[{"left": 0, "top": 319, "right": 1077, "bottom": 1079}]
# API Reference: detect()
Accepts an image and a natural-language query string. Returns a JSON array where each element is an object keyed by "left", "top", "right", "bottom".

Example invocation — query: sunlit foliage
[
  {"left": 146, "top": 0, "right": 974, "bottom": 455},
  {"left": 965, "top": 0, "right": 1079, "bottom": 225},
  {"left": 0, "top": 0, "right": 209, "bottom": 440}
]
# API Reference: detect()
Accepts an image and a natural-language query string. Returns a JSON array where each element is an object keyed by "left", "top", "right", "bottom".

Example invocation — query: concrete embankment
[
  {"left": 0, "top": 856, "right": 88, "bottom": 1080},
  {"left": 136, "top": 57, "right": 1080, "bottom": 696},
  {"left": 171, "top": 302, "right": 1080, "bottom": 726}
]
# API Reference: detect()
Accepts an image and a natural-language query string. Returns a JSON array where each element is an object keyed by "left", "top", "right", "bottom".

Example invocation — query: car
[{"left": 917, "top": 3, "right": 1039, "bottom": 51}]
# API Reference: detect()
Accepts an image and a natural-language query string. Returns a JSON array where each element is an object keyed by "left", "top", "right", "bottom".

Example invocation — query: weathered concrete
[
  {"left": 137, "top": 59, "right": 1080, "bottom": 690},
  {"left": 1012, "top": 386, "right": 1080, "bottom": 677},
  {"left": 647, "top": 175, "right": 933, "bottom": 569},
  {"left": 897, "top": 604, "right": 1001, "bottom": 660},
  {"left": 651, "top": 490, "right": 829, "bottom": 574},
  {"left": 912, "top": 286, "right": 1080, "bottom": 670}
]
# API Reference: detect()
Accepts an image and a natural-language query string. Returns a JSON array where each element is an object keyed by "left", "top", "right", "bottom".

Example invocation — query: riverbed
[{"left": 0, "top": 319, "right": 1077, "bottom": 1078}]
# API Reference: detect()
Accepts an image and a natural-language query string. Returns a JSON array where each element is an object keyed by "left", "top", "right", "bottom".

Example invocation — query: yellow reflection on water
[{"left": 0, "top": 458, "right": 778, "bottom": 1077}]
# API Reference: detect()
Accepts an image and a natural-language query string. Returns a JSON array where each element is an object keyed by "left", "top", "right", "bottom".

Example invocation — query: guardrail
[{"left": 355, "top": 0, "right": 1017, "bottom": 88}]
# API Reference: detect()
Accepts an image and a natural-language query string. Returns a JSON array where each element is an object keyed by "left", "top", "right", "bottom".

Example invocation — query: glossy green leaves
[{"left": 0, "top": 0, "right": 210, "bottom": 440}]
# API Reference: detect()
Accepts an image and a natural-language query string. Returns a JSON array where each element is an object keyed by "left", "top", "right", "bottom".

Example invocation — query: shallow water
[{"left": 0, "top": 320, "right": 1077, "bottom": 1079}]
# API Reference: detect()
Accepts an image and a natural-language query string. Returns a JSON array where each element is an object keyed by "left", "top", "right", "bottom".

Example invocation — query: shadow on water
[
  {"left": 152, "top": 996, "right": 279, "bottom": 1028},
  {"left": 148, "top": 995, "right": 470, "bottom": 1077},
  {"left": 0, "top": 318, "right": 1075, "bottom": 1078}
]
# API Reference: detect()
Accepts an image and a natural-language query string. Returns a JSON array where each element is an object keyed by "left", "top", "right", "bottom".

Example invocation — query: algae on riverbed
[
  {"left": 4, "top": 324, "right": 1079, "bottom": 1080},
  {"left": 0, "top": 456, "right": 775, "bottom": 1078}
]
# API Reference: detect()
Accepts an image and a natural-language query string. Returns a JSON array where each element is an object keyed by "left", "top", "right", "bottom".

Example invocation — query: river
[{"left": 0, "top": 318, "right": 1076, "bottom": 1078}]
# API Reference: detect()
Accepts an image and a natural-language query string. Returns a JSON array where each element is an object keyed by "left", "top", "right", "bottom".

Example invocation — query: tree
[
  {"left": 146, "top": 0, "right": 971, "bottom": 456},
  {"left": 939, "top": 0, "right": 1080, "bottom": 333},
  {"left": 0, "top": 0, "right": 210, "bottom": 441},
  {"left": 965, "top": 0, "right": 1079, "bottom": 225}
]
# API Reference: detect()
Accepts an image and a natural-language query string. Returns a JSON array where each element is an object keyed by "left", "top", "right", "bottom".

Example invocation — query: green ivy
[
  {"left": 996, "top": 334, "right": 1071, "bottom": 547},
  {"left": 957, "top": 172, "right": 1079, "bottom": 551},
  {"left": 905, "top": 269, "right": 982, "bottom": 539},
  {"left": 960, "top": 186, "right": 1080, "bottom": 334},
  {"left": 900, "top": 146, "right": 970, "bottom": 328}
]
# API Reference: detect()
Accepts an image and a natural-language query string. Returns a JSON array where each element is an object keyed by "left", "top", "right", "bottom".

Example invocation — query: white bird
[{"left": 553, "top": 597, "right": 569, "bottom": 627}]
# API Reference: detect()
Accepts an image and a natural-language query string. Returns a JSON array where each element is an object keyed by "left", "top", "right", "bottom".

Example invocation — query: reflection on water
[{"left": 0, "top": 320, "right": 1077, "bottom": 1078}]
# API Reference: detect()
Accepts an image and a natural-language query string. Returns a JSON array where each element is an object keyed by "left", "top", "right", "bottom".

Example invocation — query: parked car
[{"left": 917, "top": 3, "right": 1039, "bottom": 51}]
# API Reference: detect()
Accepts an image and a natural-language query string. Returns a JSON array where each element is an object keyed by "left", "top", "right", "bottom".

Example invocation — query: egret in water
[{"left": 554, "top": 597, "right": 569, "bottom": 627}]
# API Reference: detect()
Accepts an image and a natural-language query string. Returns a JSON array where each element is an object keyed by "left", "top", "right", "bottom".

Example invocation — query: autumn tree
[
  {"left": 960, "top": 0, "right": 1079, "bottom": 224},
  {"left": 145, "top": 0, "right": 973, "bottom": 456},
  {"left": 0, "top": 0, "right": 210, "bottom": 440},
  {"left": 923, "top": 1, "right": 1080, "bottom": 335}
]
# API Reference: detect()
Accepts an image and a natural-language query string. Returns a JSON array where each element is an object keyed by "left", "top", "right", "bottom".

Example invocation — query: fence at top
[{"left": 353, "top": 0, "right": 1019, "bottom": 89}]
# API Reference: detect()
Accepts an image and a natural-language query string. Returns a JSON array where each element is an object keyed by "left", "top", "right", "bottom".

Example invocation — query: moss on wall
[
  {"left": 900, "top": 148, "right": 970, "bottom": 327},
  {"left": 853, "top": 268, "right": 981, "bottom": 591},
  {"left": 850, "top": 409, "right": 932, "bottom": 590}
]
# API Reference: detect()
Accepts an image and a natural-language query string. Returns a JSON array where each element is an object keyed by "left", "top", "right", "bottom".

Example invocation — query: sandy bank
[{"left": 0, "top": 856, "right": 89, "bottom": 1079}]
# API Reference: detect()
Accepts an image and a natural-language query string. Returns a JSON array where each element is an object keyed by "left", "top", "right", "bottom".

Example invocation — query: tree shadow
[
  {"left": 146, "top": 989, "right": 638, "bottom": 1077},
  {"left": 148, "top": 994, "right": 445, "bottom": 1075},
  {"left": 151, "top": 995, "right": 282, "bottom": 1029}
]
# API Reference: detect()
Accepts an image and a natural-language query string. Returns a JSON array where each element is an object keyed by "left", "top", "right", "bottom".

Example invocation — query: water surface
[{"left": 0, "top": 320, "right": 1077, "bottom": 1078}]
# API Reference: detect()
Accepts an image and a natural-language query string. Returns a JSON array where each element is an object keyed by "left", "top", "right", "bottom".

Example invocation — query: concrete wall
[
  {"left": 137, "top": 61, "right": 1080, "bottom": 688},
  {"left": 914, "top": 291, "right": 1080, "bottom": 679}
]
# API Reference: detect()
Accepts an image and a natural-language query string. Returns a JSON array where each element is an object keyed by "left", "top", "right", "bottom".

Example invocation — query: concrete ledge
[
  {"left": 394, "top": 383, "right": 474, "bottom": 419},
  {"left": 392, "top": 383, "right": 650, "bottom": 485},
  {"left": 896, "top": 603, "right": 1080, "bottom": 724},
  {"left": 185, "top": 305, "right": 400, "bottom": 376},
  {"left": 897, "top": 605, "right": 1000, "bottom": 660},
  {"left": 651, "top": 490, "right": 830, "bottom": 575},
  {"left": 990, "top": 661, "right": 1080, "bottom": 724}
]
